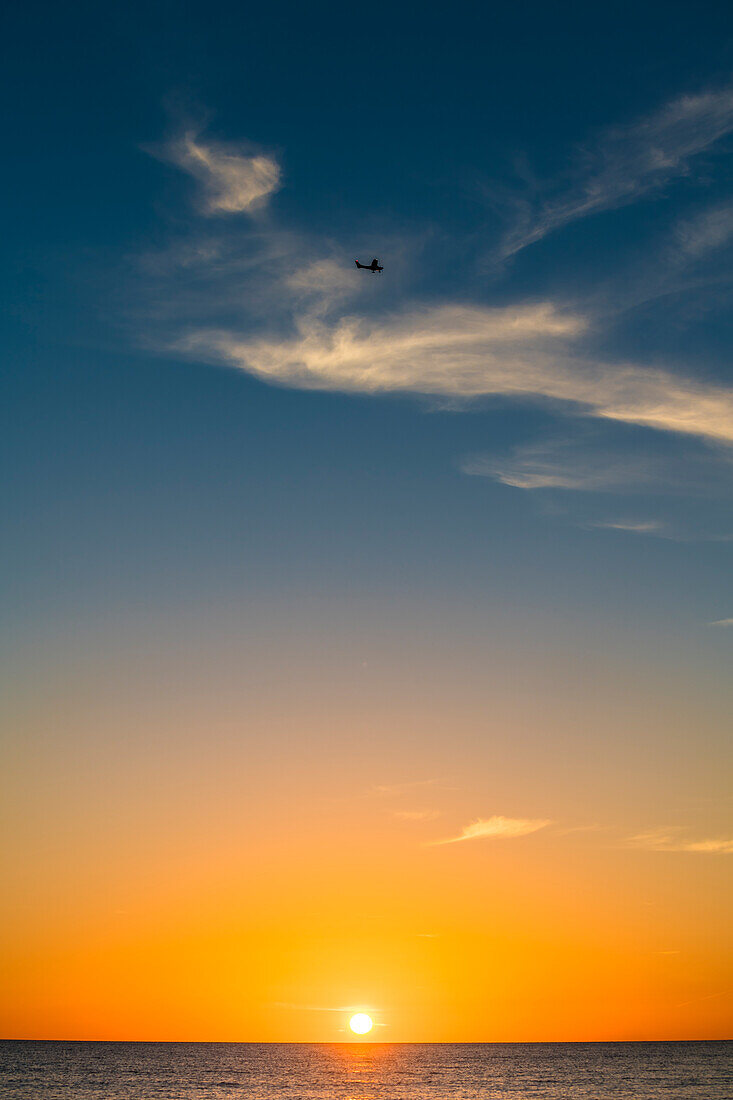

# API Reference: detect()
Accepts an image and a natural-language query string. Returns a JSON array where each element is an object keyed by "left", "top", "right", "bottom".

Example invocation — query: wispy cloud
[
  {"left": 137, "top": 107, "right": 733, "bottom": 557},
  {"left": 286, "top": 258, "right": 359, "bottom": 298},
  {"left": 430, "top": 815, "right": 551, "bottom": 846},
  {"left": 500, "top": 84, "right": 733, "bottom": 258},
  {"left": 463, "top": 438, "right": 667, "bottom": 492},
  {"left": 163, "top": 130, "right": 281, "bottom": 215},
  {"left": 139, "top": 108, "right": 733, "bottom": 473},
  {"left": 708, "top": 617, "right": 733, "bottom": 627},
  {"left": 465, "top": 433, "right": 733, "bottom": 495},
  {"left": 590, "top": 519, "right": 666, "bottom": 535},
  {"left": 673, "top": 200, "right": 733, "bottom": 261},
  {"left": 462, "top": 429, "right": 733, "bottom": 540},
  {"left": 179, "top": 304, "right": 733, "bottom": 444},
  {"left": 628, "top": 829, "right": 733, "bottom": 854},
  {"left": 675, "top": 990, "right": 729, "bottom": 1009}
]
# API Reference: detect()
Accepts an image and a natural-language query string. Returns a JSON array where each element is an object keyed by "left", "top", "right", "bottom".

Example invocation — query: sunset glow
[{"left": 2, "top": 0, "right": 733, "bottom": 1054}]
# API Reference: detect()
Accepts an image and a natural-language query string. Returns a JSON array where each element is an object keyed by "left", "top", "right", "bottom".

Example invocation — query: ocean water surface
[{"left": 0, "top": 1040, "right": 730, "bottom": 1099}]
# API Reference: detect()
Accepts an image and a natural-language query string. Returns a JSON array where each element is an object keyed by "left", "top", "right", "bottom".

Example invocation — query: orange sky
[{"left": 2, "top": 605, "right": 731, "bottom": 1040}]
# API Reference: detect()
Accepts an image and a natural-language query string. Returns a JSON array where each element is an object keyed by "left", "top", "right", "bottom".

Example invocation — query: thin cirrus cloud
[
  {"left": 461, "top": 439, "right": 667, "bottom": 492},
  {"left": 460, "top": 426, "right": 733, "bottom": 541},
  {"left": 164, "top": 130, "right": 281, "bottom": 215},
  {"left": 499, "top": 84, "right": 733, "bottom": 259},
  {"left": 673, "top": 199, "right": 733, "bottom": 261},
  {"left": 462, "top": 435, "right": 733, "bottom": 493},
  {"left": 179, "top": 303, "right": 733, "bottom": 445},
  {"left": 141, "top": 95, "right": 733, "bottom": 458},
  {"left": 429, "top": 815, "right": 551, "bottom": 846},
  {"left": 460, "top": 430, "right": 733, "bottom": 541},
  {"left": 591, "top": 519, "right": 666, "bottom": 535},
  {"left": 628, "top": 829, "right": 733, "bottom": 854},
  {"left": 708, "top": 618, "right": 733, "bottom": 627}
]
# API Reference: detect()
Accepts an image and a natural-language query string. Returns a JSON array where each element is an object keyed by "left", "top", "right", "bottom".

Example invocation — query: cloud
[
  {"left": 462, "top": 437, "right": 672, "bottom": 492},
  {"left": 286, "top": 259, "right": 358, "bottom": 296},
  {"left": 164, "top": 131, "right": 281, "bottom": 215},
  {"left": 673, "top": 200, "right": 733, "bottom": 260},
  {"left": 284, "top": 258, "right": 366, "bottom": 317},
  {"left": 460, "top": 425, "right": 733, "bottom": 541},
  {"left": 628, "top": 829, "right": 733, "bottom": 854},
  {"left": 500, "top": 84, "right": 733, "bottom": 258},
  {"left": 682, "top": 839, "right": 733, "bottom": 853},
  {"left": 590, "top": 519, "right": 666, "bottom": 535},
  {"left": 588, "top": 516, "right": 732, "bottom": 543},
  {"left": 137, "top": 107, "right": 733, "bottom": 557},
  {"left": 675, "top": 990, "right": 729, "bottom": 1009},
  {"left": 460, "top": 429, "right": 730, "bottom": 499},
  {"left": 430, "top": 815, "right": 551, "bottom": 846},
  {"left": 709, "top": 617, "right": 733, "bottom": 627},
  {"left": 179, "top": 302, "right": 733, "bottom": 444}
]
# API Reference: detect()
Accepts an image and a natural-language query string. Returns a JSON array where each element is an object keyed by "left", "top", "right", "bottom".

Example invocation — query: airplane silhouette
[{"left": 355, "top": 257, "right": 383, "bottom": 273}]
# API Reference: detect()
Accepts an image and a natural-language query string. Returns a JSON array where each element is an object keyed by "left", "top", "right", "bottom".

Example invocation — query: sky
[{"left": 1, "top": 0, "right": 732, "bottom": 1041}]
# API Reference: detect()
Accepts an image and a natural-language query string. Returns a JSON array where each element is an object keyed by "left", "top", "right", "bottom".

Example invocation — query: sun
[{"left": 349, "top": 1012, "right": 373, "bottom": 1035}]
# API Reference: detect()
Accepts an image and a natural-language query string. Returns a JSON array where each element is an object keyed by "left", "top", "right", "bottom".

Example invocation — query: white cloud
[
  {"left": 591, "top": 519, "right": 666, "bottom": 535},
  {"left": 501, "top": 84, "right": 733, "bottom": 258},
  {"left": 461, "top": 432, "right": 733, "bottom": 540},
  {"left": 629, "top": 829, "right": 733, "bottom": 854},
  {"left": 285, "top": 258, "right": 364, "bottom": 316},
  {"left": 430, "top": 815, "right": 551, "bottom": 846},
  {"left": 179, "top": 302, "right": 733, "bottom": 444},
  {"left": 286, "top": 258, "right": 358, "bottom": 295},
  {"left": 463, "top": 434, "right": 733, "bottom": 495},
  {"left": 709, "top": 617, "right": 733, "bottom": 627},
  {"left": 463, "top": 462, "right": 594, "bottom": 490},
  {"left": 166, "top": 131, "right": 281, "bottom": 215},
  {"left": 674, "top": 200, "right": 733, "bottom": 260},
  {"left": 463, "top": 440, "right": 662, "bottom": 491}
]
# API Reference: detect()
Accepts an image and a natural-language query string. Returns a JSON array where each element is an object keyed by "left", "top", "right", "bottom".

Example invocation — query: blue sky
[
  {"left": 4, "top": 0, "right": 733, "bottom": 644},
  {"left": 1, "top": 0, "right": 732, "bottom": 798}
]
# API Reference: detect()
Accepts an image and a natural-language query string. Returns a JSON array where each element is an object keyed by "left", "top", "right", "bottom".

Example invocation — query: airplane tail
[{"left": 355, "top": 259, "right": 363, "bottom": 268}]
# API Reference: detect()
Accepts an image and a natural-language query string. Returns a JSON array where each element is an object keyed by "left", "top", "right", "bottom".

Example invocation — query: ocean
[{"left": 0, "top": 1041, "right": 730, "bottom": 1099}]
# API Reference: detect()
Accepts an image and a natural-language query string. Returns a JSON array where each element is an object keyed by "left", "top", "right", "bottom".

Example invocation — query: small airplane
[{"left": 355, "top": 257, "right": 383, "bottom": 273}]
